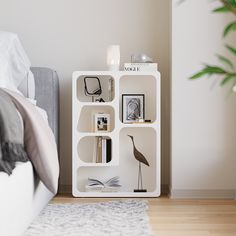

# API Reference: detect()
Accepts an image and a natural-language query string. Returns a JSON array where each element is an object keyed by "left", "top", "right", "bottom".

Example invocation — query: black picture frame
[
  {"left": 122, "top": 94, "right": 145, "bottom": 123},
  {"left": 84, "top": 76, "right": 102, "bottom": 96}
]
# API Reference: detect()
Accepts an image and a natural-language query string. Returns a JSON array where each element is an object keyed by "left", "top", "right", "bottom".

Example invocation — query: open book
[{"left": 85, "top": 176, "right": 121, "bottom": 192}]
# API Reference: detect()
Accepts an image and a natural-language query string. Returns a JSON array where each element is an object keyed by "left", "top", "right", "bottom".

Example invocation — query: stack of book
[
  {"left": 124, "top": 63, "right": 158, "bottom": 72},
  {"left": 93, "top": 136, "right": 112, "bottom": 163},
  {"left": 85, "top": 176, "right": 121, "bottom": 192}
]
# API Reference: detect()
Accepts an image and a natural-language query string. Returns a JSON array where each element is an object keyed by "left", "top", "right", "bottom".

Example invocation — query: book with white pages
[
  {"left": 92, "top": 136, "right": 98, "bottom": 163},
  {"left": 124, "top": 63, "right": 158, "bottom": 72},
  {"left": 96, "top": 136, "right": 102, "bottom": 163},
  {"left": 102, "top": 137, "right": 107, "bottom": 163},
  {"left": 85, "top": 176, "right": 121, "bottom": 192}
]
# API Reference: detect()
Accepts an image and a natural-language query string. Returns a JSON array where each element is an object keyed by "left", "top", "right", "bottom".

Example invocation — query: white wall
[
  {"left": 0, "top": 0, "right": 171, "bottom": 189},
  {"left": 172, "top": 0, "right": 236, "bottom": 197}
]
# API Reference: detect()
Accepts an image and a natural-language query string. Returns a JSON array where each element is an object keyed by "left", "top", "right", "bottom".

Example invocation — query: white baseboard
[{"left": 170, "top": 188, "right": 236, "bottom": 199}]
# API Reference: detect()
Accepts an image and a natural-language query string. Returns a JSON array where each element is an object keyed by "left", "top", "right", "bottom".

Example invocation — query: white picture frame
[{"left": 94, "top": 113, "right": 110, "bottom": 132}]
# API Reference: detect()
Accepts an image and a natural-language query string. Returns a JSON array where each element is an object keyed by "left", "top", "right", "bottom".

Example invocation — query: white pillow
[
  {"left": 18, "top": 70, "right": 35, "bottom": 99},
  {"left": 0, "top": 31, "right": 33, "bottom": 94},
  {"left": 27, "top": 70, "right": 35, "bottom": 99}
]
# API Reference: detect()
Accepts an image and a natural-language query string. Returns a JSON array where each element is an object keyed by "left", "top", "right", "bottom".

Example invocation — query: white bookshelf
[{"left": 72, "top": 71, "right": 161, "bottom": 197}]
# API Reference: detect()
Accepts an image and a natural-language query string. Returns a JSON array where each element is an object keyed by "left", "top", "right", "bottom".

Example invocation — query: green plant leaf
[
  {"left": 204, "top": 65, "right": 226, "bottom": 73},
  {"left": 223, "top": 21, "right": 236, "bottom": 37},
  {"left": 190, "top": 66, "right": 226, "bottom": 80},
  {"left": 190, "top": 70, "right": 210, "bottom": 79},
  {"left": 226, "top": 0, "right": 236, "bottom": 8},
  {"left": 213, "top": 6, "right": 230, "bottom": 13},
  {"left": 221, "top": 74, "right": 236, "bottom": 86},
  {"left": 216, "top": 54, "right": 234, "bottom": 69},
  {"left": 225, "top": 44, "right": 236, "bottom": 57}
]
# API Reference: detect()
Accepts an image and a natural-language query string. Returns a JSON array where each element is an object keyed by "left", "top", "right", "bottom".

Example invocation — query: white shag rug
[{"left": 24, "top": 200, "right": 154, "bottom": 236}]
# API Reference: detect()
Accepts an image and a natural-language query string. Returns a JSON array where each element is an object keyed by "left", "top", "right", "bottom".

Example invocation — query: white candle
[{"left": 107, "top": 45, "right": 120, "bottom": 71}]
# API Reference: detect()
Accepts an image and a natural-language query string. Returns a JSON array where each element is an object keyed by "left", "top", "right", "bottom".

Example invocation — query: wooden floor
[{"left": 52, "top": 195, "right": 236, "bottom": 236}]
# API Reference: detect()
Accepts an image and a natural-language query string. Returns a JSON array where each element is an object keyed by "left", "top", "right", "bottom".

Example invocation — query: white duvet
[{"left": 0, "top": 31, "right": 56, "bottom": 236}]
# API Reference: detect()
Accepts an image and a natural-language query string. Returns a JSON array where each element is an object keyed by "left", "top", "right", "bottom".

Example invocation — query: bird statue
[{"left": 127, "top": 135, "right": 150, "bottom": 192}]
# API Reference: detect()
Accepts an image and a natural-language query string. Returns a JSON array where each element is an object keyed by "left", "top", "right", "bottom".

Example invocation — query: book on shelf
[
  {"left": 85, "top": 176, "right": 121, "bottom": 192},
  {"left": 124, "top": 63, "right": 158, "bottom": 72},
  {"left": 102, "top": 137, "right": 107, "bottom": 163},
  {"left": 95, "top": 136, "right": 102, "bottom": 163},
  {"left": 93, "top": 136, "right": 112, "bottom": 163},
  {"left": 106, "top": 138, "right": 112, "bottom": 163},
  {"left": 92, "top": 136, "right": 98, "bottom": 163}
]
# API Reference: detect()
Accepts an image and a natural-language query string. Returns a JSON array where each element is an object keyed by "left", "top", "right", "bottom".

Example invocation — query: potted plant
[{"left": 187, "top": 0, "right": 236, "bottom": 91}]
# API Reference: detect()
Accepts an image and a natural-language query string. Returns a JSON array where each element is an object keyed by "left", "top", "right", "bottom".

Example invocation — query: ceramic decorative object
[
  {"left": 127, "top": 135, "right": 150, "bottom": 192},
  {"left": 131, "top": 53, "right": 153, "bottom": 63}
]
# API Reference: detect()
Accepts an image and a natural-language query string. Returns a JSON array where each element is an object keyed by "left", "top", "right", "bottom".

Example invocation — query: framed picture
[
  {"left": 122, "top": 94, "right": 145, "bottom": 123},
  {"left": 94, "top": 113, "right": 110, "bottom": 132}
]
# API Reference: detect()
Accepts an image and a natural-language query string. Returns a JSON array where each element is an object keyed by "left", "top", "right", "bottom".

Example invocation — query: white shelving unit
[{"left": 72, "top": 71, "right": 161, "bottom": 197}]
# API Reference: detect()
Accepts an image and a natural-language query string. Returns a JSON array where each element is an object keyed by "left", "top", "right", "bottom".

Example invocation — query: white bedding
[
  {"left": 0, "top": 95, "right": 56, "bottom": 236},
  {"left": 0, "top": 100, "right": 53, "bottom": 236},
  {"left": 5, "top": 89, "right": 59, "bottom": 194},
  {"left": 0, "top": 31, "right": 34, "bottom": 97},
  {"left": 0, "top": 32, "right": 56, "bottom": 236},
  {"left": 16, "top": 102, "right": 48, "bottom": 141},
  {"left": 0, "top": 162, "right": 53, "bottom": 236}
]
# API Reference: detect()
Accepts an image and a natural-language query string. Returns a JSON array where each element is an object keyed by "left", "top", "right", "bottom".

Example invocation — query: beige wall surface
[
  {"left": 0, "top": 0, "right": 171, "bottom": 189},
  {"left": 172, "top": 0, "right": 236, "bottom": 193}
]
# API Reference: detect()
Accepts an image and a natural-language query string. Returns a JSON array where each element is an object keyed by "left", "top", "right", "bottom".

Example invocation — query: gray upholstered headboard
[{"left": 30, "top": 67, "right": 59, "bottom": 145}]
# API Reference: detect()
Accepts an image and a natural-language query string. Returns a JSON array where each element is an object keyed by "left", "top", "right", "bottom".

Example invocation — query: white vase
[{"left": 107, "top": 45, "right": 120, "bottom": 71}]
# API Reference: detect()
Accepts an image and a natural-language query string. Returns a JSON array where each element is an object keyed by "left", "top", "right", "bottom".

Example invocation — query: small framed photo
[
  {"left": 94, "top": 113, "right": 110, "bottom": 132},
  {"left": 122, "top": 94, "right": 145, "bottom": 123}
]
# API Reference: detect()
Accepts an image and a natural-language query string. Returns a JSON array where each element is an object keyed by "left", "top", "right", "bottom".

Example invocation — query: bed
[{"left": 0, "top": 67, "right": 59, "bottom": 236}]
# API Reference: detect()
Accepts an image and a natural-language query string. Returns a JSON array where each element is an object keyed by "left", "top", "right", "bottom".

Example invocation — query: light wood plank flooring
[{"left": 52, "top": 195, "right": 236, "bottom": 236}]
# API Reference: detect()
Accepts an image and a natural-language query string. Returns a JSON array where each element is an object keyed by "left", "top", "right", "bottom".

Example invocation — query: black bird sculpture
[{"left": 128, "top": 135, "right": 150, "bottom": 192}]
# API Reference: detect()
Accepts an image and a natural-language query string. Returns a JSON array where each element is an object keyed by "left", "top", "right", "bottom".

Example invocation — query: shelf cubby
[
  {"left": 76, "top": 165, "right": 157, "bottom": 196},
  {"left": 77, "top": 136, "right": 112, "bottom": 164},
  {"left": 76, "top": 74, "right": 115, "bottom": 103},
  {"left": 119, "top": 74, "right": 157, "bottom": 123},
  {"left": 77, "top": 105, "right": 115, "bottom": 133},
  {"left": 119, "top": 127, "right": 158, "bottom": 191}
]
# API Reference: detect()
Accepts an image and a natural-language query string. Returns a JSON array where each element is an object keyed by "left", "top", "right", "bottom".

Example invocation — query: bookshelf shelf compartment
[
  {"left": 77, "top": 136, "right": 112, "bottom": 164},
  {"left": 119, "top": 127, "right": 158, "bottom": 193},
  {"left": 77, "top": 105, "right": 115, "bottom": 133},
  {"left": 72, "top": 71, "right": 160, "bottom": 197},
  {"left": 76, "top": 74, "right": 115, "bottom": 103},
  {"left": 119, "top": 75, "right": 157, "bottom": 124},
  {"left": 76, "top": 165, "right": 157, "bottom": 194}
]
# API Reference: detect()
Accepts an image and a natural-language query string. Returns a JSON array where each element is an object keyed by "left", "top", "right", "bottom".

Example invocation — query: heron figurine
[{"left": 128, "top": 135, "right": 150, "bottom": 192}]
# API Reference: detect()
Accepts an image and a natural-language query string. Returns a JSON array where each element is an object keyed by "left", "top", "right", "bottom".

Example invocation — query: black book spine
[{"left": 106, "top": 139, "right": 112, "bottom": 163}]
